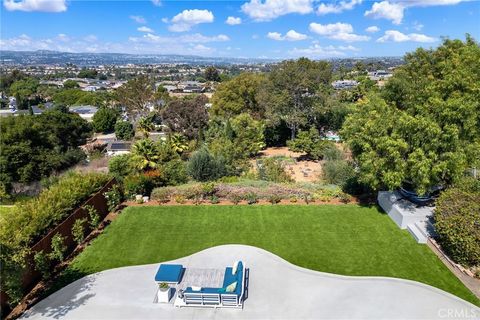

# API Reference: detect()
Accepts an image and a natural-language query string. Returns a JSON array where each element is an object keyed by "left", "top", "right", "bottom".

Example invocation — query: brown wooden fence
[{"left": 0, "top": 179, "right": 116, "bottom": 314}]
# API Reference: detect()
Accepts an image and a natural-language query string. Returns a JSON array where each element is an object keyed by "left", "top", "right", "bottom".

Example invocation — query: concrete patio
[{"left": 22, "top": 245, "right": 479, "bottom": 319}]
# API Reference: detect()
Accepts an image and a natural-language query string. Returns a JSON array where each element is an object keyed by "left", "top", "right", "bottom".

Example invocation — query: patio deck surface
[{"left": 21, "top": 245, "right": 480, "bottom": 320}]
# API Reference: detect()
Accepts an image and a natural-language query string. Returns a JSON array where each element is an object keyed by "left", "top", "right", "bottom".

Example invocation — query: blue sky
[{"left": 1, "top": 0, "right": 479, "bottom": 59}]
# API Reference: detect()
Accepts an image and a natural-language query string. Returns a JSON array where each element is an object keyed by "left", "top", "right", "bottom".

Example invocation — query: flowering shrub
[{"left": 104, "top": 184, "right": 123, "bottom": 212}]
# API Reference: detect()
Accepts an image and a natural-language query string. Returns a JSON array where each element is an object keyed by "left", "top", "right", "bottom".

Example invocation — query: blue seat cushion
[{"left": 155, "top": 264, "right": 184, "bottom": 283}]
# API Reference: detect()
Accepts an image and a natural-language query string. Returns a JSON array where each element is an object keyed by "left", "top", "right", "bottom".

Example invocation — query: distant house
[
  {"left": 183, "top": 85, "right": 204, "bottom": 93},
  {"left": 70, "top": 105, "right": 98, "bottom": 122},
  {"left": 332, "top": 80, "right": 359, "bottom": 90},
  {"left": 368, "top": 70, "right": 393, "bottom": 81},
  {"left": 106, "top": 141, "right": 132, "bottom": 156}
]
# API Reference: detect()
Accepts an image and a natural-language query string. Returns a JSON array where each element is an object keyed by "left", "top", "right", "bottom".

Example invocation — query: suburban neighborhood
[{"left": 1, "top": 0, "right": 479, "bottom": 319}]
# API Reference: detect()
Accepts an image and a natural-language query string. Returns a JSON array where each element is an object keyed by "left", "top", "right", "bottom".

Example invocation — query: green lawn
[{"left": 63, "top": 205, "right": 479, "bottom": 306}]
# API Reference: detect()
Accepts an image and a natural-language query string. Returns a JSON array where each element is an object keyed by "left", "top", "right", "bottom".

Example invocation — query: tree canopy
[
  {"left": 341, "top": 36, "right": 480, "bottom": 194},
  {"left": 161, "top": 95, "right": 209, "bottom": 139}
]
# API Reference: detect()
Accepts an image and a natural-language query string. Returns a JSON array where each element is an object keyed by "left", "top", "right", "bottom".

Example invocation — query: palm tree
[
  {"left": 137, "top": 116, "right": 155, "bottom": 138},
  {"left": 131, "top": 139, "right": 160, "bottom": 170},
  {"left": 168, "top": 133, "right": 189, "bottom": 154}
]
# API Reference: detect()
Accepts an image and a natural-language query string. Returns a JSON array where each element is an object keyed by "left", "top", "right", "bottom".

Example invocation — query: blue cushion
[
  {"left": 155, "top": 264, "right": 184, "bottom": 283},
  {"left": 223, "top": 267, "right": 237, "bottom": 287}
]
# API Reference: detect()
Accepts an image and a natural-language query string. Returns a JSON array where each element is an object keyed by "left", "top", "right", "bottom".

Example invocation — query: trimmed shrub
[
  {"left": 434, "top": 186, "right": 480, "bottom": 267},
  {"left": 108, "top": 154, "right": 135, "bottom": 182},
  {"left": 92, "top": 107, "right": 118, "bottom": 133},
  {"left": 115, "top": 121, "right": 134, "bottom": 140},
  {"left": 322, "top": 160, "right": 355, "bottom": 186},
  {"left": 123, "top": 174, "right": 154, "bottom": 198},
  {"left": 188, "top": 148, "right": 227, "bottom": 182},
  {"left": 258, "top": 158, "right": 293, "bottom": 183},
  {"left": 162, "top": 159, "right": 188, "bottom": 186}
]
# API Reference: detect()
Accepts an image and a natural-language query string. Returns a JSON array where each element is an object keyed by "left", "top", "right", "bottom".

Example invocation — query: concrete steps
[{"left": 407, "top": 219, "right": 436, "bottom": 244}]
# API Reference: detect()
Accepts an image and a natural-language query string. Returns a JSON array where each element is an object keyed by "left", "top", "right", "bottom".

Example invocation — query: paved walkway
[{"left": 22, "top": 245, "right": 480, "bottom": 320}]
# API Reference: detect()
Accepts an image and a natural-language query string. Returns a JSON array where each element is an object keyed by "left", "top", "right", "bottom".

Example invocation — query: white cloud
[
  {"left": 338, "top": 45, "right": 361, "bottom": 51},
  {"left": 138, "top": 26, "right": 154, "bottom": 33},
  {"left": 3, "top": 0, "right": 66, "bottom": 12},
  {"left": 241, "top": 0, "right": 313, "bottom": 21},
  {"left": 129, "top": 33, "right": 229, "bottom": 44},
  {"left": 83, "top": 35, "right": 98, "bottom": 42},
  {"left": 376, "top": 30, "right": 436, "bottom": 42},
  {"left": 309, "top": 22, "right": 370, "bottom": 42},
  {"left": 289, "top": 44, "right": 345, "bottom": 58},
  {"left": 365, "top": 0, "right": 467, "bottom": 25},
  {"left": 317, "top": 0, "right": 362, "bottom": 15},
  {"left": 365, "top": 26, "right": 380, "bottom": 33},
  {"left": 57, "top": 33, "right": 69, "bottom": 42},
  {"left": 412, "top": 21, "right": 424, "bottom": 31},
  {"left": 130, "top": 15, "right": 146, "bottom": 24},
  {"left": 192, "top": 44, "right": 215, "bottom": 54},
  {"left": 267, "top": 30, "right": 308, "bottom": 41},
  {"left": 364, "top": 1, "right": 404, "bottom": 25},
  {"left": 151, "top": 0, "right": 161, "bottom": 6},
  {"left": 169, "top": 9, "right": 214, "bottom": 32},
  {"left": 226, "top": 16, "right": 242, "bottom": 25}
]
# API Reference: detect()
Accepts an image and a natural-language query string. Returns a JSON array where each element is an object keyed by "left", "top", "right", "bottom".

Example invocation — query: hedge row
[{"left": 0, "top": 172, "right": 110, "bottom": 266}]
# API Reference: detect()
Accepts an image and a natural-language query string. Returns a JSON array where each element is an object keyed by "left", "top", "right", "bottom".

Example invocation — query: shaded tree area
[
  {"left": 341, "top": 36, "right": 480, "bottom": 194},
  {"left": 0, "top": 109, "right": 92, "bottom": 190},
  {"left": 161, "top": 95, "right": 209, "bottom": 139}
]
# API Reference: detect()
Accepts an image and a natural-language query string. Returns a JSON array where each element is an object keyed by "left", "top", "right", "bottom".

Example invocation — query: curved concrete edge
[{"left": 80, "top": 244, "right": 479, "bottom": 310}]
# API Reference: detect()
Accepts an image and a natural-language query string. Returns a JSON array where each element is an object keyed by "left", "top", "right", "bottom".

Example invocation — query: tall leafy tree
[
  {"left": 204, "top": 66, "right": 221, "bottom": 82},
  {"left": 258, "top": 58, "right": 333, "bottom": 139},
  {"left": 161, "top": 95, "right": 209, "bottom": 139},
  {"left": 116, "top": 75, "right": 155, "bottom": 119},
  {"left": 210, "top": 73, "right": 266, "bottom": 119},
  {"left": 341, "top": 36, "right": 480, "bottom": 194}
]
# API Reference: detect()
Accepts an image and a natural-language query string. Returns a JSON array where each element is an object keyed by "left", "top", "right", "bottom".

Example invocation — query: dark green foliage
[
  {"left": 84, "top": 205, "right": 100, "bottom": 229},
  {"left": 108, "top": 154, "right": 135, "bottom": 182},
  {"left": 161, "top": 95, "right": 209, "bottom": 139},
  {"left": 0, "top": 171, "right": 109, "bottom": 291},
  {"left": 322, "top": 160, "right": 355, "bottom": 186},
  {"left": 9, "top": 77, "right": 40, "bottom": 109},
  {"left": 72, "top": 218, "right": 88, "bottom": 245},
  {"left": 0, "top": 110, "right": 91, "bottom": 185},
  {"left": 49, "top": 233, "right": 67, "bottom": 262},
  {"left": 258, "top": 158, "right": 293, "bottom": 183},
  {"left": 162, "top": 159, "right": 188, "bottom": 186},
  {"left": 92, "top": 107, "right": 118, "bottom": 133},
  {"left": 287, "top": 128, "right": 336, "bottom": 160},
  {"left": 187, "top": 148, "right": 227, "bottom": 182},
  {"left": 204, "top": 66, "right": 221, "bottom": 82},
  {"left": 104, "top": 184, "right": 123, "bottom": 212},
  {"left": 209, "top": 195, "right": 220, "bottom": 204},
  {"left": 63, "top": 80, "right": 79, "bottom": 89},
  {"left": 77, "top": 68, "right": 98, "bottom": 79},
  {"left": 434, "top": 182, "right": 480, "bottom": 267},
  {"left": 341, "top": 37, "right": 480, "bottom": 194},
  {"left": 34, "top": 250, "right": 51, "bottom": 280},
  {"left": 123, "top": 174, "right": 154, "bottom": 198}
]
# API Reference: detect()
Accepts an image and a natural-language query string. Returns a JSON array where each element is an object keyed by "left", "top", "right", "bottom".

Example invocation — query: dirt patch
[{"left": 255, "top": 147, "right": 323, "bottom": 183}]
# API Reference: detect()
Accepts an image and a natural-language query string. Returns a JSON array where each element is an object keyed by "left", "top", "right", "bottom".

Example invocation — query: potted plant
[{"left": 159, "top": 282, "right": 169, "bottom": 292}]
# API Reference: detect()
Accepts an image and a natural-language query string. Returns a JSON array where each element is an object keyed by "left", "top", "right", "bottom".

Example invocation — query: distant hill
[{"left": 0, "top": 50, "right": 277, "bottom": 66}]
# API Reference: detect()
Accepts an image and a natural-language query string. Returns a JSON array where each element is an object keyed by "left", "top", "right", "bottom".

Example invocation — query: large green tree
[
  {"left": 210, "top": 73, "right": 266, "bottom": 119},
  {"left": 258, "top": 58, "right": 333, "bottom": 139},
  {"left": 341, "top": 36, "right": 480, "bottom": 194},
  {"left": 116, "top": 75, "right": 155, "bottom": 118}
]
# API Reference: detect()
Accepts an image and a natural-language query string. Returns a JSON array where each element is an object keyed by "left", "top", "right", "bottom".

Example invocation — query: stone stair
[{"left": 407, "top": 219, "right": 436, "bottom": 244}]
